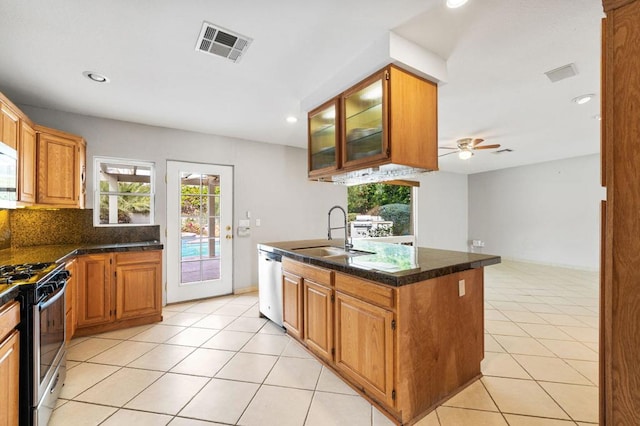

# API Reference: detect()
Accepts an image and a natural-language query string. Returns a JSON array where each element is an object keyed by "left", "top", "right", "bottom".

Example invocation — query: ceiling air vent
[
  {"left": 195, "top": 21, "right": 252, "bottom": 63},
  {"left": 544, "top": 63, "right": 578, "bottom": 83}
]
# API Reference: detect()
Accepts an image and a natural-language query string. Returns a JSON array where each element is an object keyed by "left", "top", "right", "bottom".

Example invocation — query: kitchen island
[{"left": 258, "top": 239, "right": 500, "bottom": 425}]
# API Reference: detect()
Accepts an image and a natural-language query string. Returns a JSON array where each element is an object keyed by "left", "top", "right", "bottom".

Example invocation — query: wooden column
[{"left": 601, "top": 0, "right": 640, "bottom": 424}]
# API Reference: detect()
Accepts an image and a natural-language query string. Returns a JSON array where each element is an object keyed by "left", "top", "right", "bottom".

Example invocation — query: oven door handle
[{"left": 39, "top": 280, "right": 67, "bottom": 310}]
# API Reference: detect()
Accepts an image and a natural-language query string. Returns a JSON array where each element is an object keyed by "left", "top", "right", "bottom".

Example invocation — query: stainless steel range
[{"left": 7, "top": 262, "right": 69, "bottom": 426}]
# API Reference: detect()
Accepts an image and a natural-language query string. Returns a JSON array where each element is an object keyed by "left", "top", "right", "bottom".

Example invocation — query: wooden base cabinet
[
  {"left": 0, "top": 301, "right": 20, "bottom": 426},
  {"left": 75, "top": 251, "right": 162, "bottom": 336},
  {"left": 282, "top": 258, "right": 484, "bottom": 425}
]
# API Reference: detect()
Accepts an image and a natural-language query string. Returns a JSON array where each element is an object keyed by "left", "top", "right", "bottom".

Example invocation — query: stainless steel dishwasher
[{"left": 258, "top": 248, "right": 283, "bottom": 327}]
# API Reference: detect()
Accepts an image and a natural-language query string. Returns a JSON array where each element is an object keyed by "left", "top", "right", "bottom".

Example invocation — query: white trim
[{"left": 93, "top": 156, "right": 156, "bottom": 227}]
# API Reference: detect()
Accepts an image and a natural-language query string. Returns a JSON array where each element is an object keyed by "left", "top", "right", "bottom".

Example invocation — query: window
[
  {"left": 347, "top": 181, "right": 417, "bottom": 244},
  {"left": 94, "top": 157, "right": 155, "bottom": 226}
]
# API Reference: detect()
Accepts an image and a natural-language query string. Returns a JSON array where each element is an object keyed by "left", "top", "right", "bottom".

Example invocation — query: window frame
[
  {"left": 347, "top": 180, "right": 418, "bottom": 244},
  {"left": 93, "top": 156, "right": 156, "bottom": 227}
]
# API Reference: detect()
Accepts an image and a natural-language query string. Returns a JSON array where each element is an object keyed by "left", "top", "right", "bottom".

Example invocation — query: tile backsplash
[{"left": 7, "top": 209, "right": 160, "bottom": 247}]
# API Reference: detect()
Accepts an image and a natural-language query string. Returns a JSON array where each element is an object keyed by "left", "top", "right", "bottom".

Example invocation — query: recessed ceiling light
[
  {"left": 572, "top": 94, "right": 594, "bottom": 105},
  {"left": 286, "top": 116, "right": 298, "bottom": 123},
  {"left": 446, "top": 0, "right": 469, "bottom": 8},
  {"left": 83, "top": 71, "right": 110, "bottom": 83}
]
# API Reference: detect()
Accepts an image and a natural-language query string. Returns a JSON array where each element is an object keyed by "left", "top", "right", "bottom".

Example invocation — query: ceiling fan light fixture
[
  {"left": 458, "top": 150, "right": 473, "bottom": 160},
  {"left": 572, "top": 94, "right": 595, "bottom": 105},
  {"left": 446, "top": 0, "right": 469, "bottom": 8}
]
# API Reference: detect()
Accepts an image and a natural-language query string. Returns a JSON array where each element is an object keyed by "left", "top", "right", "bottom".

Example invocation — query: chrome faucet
[{"left": 327, "top": 205, "right": 353, "bottom": 251}]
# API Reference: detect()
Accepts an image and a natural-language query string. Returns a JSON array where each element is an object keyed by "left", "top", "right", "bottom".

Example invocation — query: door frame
[{"left": 166, "top": 160, "right": 234, "bottom": 304}]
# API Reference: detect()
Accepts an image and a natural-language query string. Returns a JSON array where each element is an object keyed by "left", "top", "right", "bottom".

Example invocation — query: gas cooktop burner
[{"left": 0, "top": 262, "right": 56, "bottom": 284}]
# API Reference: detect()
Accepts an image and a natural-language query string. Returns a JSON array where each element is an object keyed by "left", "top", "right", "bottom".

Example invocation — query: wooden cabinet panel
[
  {"left": 282, "top": 257, "right": 332, "bottom": 286},
  {"left": 0, "top": 101, "right": 19, "bottom": 150},
  {"left": 76, "top": 254, "right": 112, "bottom": 328},
  {"left": 65, "top": 259, "right": 77, "bottom": 342},
  {"left": 115, "top": 260, "right": 161, "bottom": 320},
  {"left": 282, "top": 271, "right": 303, "bottom": 340},
  {"left": 334, "top": 291, "right": 395, "bottom": 407},
  {"left": 18, "top": 121, "right": 36, "bottom": 204},
  {"left": 335, "top": 272, "right": 394, "bottom": 309},
  {"left": 0, "top": 330, "right": 19, "bottom": 426},
  {"left": 35, "top": 125, "right": 85, "bottom": 207},
  {"left": 0, "top": 301, "right": 19, "bottom": 339},
  {"left": 601, "top": 1, "right": 640, "bottom": 424},
  {"left": 304, "top": 280, "right": 333, "bottom": 361}
]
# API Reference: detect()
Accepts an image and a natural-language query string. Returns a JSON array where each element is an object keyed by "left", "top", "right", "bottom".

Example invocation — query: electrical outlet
[{"left": 458, "top": 279, "right": 466, "bottom": 297}]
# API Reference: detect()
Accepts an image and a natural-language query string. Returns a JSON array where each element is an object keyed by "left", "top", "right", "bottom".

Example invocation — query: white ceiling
[{"left": 0, "top": 0, "right": 603, "bottom": 174}]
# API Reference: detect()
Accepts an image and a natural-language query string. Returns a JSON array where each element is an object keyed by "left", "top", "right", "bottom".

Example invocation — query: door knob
[{"left": 226, "top": 235, "right": 233, "bottom": 240}]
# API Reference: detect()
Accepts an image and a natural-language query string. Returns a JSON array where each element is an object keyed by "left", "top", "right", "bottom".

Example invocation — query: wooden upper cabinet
[
  {"left": 18, "top": 120, "right": 37, "bottom": 204},
  {"left": 35, "top": 125, "right": 86, "bottom": 207},
  {"left": 308, "top": 98, "right": 340, "bottom": 177},
  {"left": 308, "top": 65, "right": 438, "bottom": 178},
  {"left": 0, "top": 99, "right": 19, "bottom": 150}
]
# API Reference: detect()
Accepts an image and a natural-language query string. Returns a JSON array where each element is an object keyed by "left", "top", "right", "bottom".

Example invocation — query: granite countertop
[
  {"left": 0, "top": 241, "right": 164, "bottom": 305},
  {"left": 259, "top": 239, "right": 501, "bottom": 287}
]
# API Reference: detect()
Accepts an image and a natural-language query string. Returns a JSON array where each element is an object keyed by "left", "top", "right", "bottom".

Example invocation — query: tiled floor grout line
[{"left": 55, "top": 262, "right": 600, "bottom": 425}]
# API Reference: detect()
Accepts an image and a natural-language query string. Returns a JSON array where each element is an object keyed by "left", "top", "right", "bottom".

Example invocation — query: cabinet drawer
[
  {"left": 335, "top": 273, "right": 395, "bottom": 309},
  {"left": 0, "top": 301, "right": 20, "bottom": 341},
  {"left": 115, "top": 250, "right": 162, "bottom": 265},
  {"left": 283, "top": 258, "right": 333, "bottom": 286}
]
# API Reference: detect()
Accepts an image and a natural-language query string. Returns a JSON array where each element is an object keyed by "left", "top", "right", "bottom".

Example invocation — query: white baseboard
[
  {"left": 234, "top": 285, "right": 258, "bottom": 295},
  {"left": 500, "top": 256, "right": 599, "bottom": 272}
]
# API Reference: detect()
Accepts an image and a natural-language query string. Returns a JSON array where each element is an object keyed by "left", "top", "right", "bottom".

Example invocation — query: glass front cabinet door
[
  {"left": 308, "top": 98, "right": 339, "bottom": 177},
  {"left": 342, "top": 70, "right": 389, "bottom": 169}
]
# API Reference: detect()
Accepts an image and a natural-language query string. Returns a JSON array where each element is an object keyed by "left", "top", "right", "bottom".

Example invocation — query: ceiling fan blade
[
  {"left": 474, "top": 144, "right": 501, "bottom": 150},
  {"left": 438, "top": 151, "right": 459, "bottom": 157},
  {"left": 438, "top": 146, "right": 458, "bottom": 150},
  {"left": 471, "top": 138, "right": 485, "bottom": 147}
]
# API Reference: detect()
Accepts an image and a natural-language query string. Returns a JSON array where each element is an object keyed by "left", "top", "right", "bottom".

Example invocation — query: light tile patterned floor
[{"left": 50, "top": 260, "right": 599, "bottom": 425}]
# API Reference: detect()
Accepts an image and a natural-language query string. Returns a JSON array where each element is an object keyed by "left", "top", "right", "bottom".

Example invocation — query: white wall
[
  {"left": 20, "top": 105, "right": 474, "bottom": 291},
  {"left": 415, "top": 171, "right": 469, "bottom": 251},
  {"left": 21, "top": 105, "right": 346, "bottom": 292},
  {"left": 468, "top": 154, "right": 604, "bottom": 269}
]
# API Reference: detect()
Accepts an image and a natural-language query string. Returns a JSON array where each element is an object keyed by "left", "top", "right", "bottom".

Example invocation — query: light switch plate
[
  {"left": 458, "top": 279, "right": 466, "bottom": 297},
  {"left": 239, "top": 219, "right": 250, "bottom": 227}
]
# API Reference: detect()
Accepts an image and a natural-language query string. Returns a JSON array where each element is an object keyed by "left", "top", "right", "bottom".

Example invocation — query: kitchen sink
[{"left": 292, "top": 246, "right": 373, "bottom": 259}]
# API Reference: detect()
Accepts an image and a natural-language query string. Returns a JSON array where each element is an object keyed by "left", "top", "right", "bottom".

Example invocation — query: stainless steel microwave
[{"left": 0, "top": 142, "right": 17, "bottom": 208}]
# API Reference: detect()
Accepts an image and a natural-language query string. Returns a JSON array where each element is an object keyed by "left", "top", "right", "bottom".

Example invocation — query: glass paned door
[
  {"left": 308, "top": 98, "right": 339, "bottom": 175},
  {"left": 180, "top": 172, "right": 221, "bottom": 283},
  {"left": 167, "top": 161, "right": 233, "bottom": 303},
  {"left": 343, "top": 72, "right": 387, "bottom": 167}
]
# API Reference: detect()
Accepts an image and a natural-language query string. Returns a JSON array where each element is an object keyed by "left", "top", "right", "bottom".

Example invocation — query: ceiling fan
[{"left": 438, "top": 138, "right": 501, "bottom": 160}]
